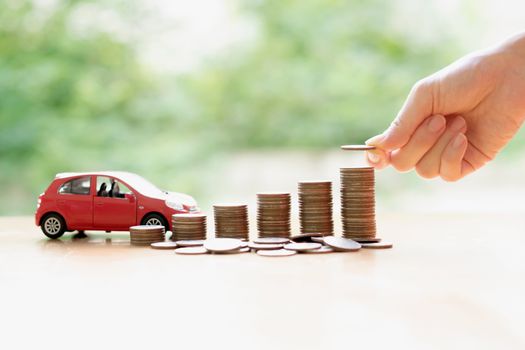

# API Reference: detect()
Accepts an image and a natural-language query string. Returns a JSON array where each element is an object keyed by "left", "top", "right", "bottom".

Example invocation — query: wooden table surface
[{"left": 0, "top": 214, "right": 524, "bottom": 350}]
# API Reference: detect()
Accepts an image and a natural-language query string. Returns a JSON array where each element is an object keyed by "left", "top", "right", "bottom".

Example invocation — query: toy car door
[
  {"left": 56, "top": 176, "right": 93, "bottom": 227},
  {"left": 93, "top": 176, "right": 136, "bottom": 229}
]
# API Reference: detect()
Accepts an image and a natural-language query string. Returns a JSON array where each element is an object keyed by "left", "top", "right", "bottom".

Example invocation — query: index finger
[{"left": 374, "top": 79, "right": 434, "bottom": 150}]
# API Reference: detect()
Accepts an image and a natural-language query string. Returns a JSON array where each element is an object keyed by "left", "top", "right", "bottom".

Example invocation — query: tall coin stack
[
  {"left": 213, "top": 204, "right": 249, "bottom": 240},
  {"left": 340, "top": 167, "right": 376, "bottom": 240},
  {"left": 130, "top": 225, "right": 165, "bottom": 245},
  {"left": 298, "top": 181, "right": 334, "bottom": 236},
  {"left": 257, "top": 192, "right": 291, "bottom": 238},
  {"left": 171, "top": 213, "right": 207, "bottom": 241}
]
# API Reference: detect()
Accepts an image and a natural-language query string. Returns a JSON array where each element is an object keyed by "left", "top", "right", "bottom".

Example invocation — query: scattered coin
[
  {"left": 248, "top": 242, "right": 285, "bottom": 250},
  {"left": 257, "top": 249, "right": 297, "bottom": 257},
  {"left": 204, "top": 238, "right": 243, "bottom": 253},
  {"left": 340, "top": 145, "right": 376, "bottom": 151},
  {"left": 361, "top": 241, "right": 393, "bottom": 249},
  {"left": 214, "top": 247, "right": 251, "bottom": 254},
  {"left": 323, "top": 236, "right": 361, "bottom": 252},
  {"left": 353, "top": 238, "right": 382, "bottom": 243},
  {"left": 175, "top": 240, "right": 205, "bottom": 247},
  {"left": 174, "top": 246, "right": 208, "bottom": 255},
  {"left": 311, "top": 236, "right": 328, "bottom": 243},
  {"left": 284, "top": 242, "right": 322, "bottom": 252},
  {"left": 303, "top": 246, "right": 335, "bottom": 254},
  {"left": 290, "top": 232, "right": 324, "bottom": 243},
  {"left": 150, "top": 241, "right": 178, "bottom": 250},
  {"left": 253, "top": 237, "right": 290, "bottom": 244}
]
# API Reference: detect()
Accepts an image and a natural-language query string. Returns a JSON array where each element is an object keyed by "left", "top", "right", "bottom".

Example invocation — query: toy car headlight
[{"left": 166, "top": 200, "right": 184, "bottom": 211}]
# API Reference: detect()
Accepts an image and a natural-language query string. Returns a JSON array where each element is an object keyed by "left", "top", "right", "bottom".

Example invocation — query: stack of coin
[
  {"left": 340, "top": 167, "right": 376, "bottom": 240},
  {"left": 298, "top": 181, "right": 333, "bottom": 236},
  {"left": 257, "top": 192, "right": 291, "bottom": 238},
  {"left": 171, "top": 214, "right": 207, "bottom": 241},
  {"left": 130, "top": 225, "right": 165, "bottom": 245},
  {"left": 213, "top": 204, "right": 249, "bottom": 240}
]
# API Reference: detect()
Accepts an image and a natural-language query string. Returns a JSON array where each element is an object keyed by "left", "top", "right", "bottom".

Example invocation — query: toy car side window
[
  {"left": 58, "top": 176, "right": 91, "bottom": 195},
  {"left": 96, "top": 176, "right": 110, "bottom": 197},
  {"left": 108, "top": 180, "right": 132, "bottom": 199}
]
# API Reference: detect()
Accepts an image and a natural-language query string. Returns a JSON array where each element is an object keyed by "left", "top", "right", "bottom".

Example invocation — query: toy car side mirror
[{"left": 125, "top": 193, "right": 135, "bottom": 203}]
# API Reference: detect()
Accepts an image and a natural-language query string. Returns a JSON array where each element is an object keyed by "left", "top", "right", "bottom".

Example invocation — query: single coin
[
  {"left": 303, "top": 246, "right": 335, "bottom": 254},
  {"left": 284, "top": 242, "right": 322, "bottom": 252},
  {"left": 129, "top": 225, "right": 165, "bottom": 231},
  {"left": 253, "top": 237, "right": 290, "bottom": 244},
  {"left": 214, "top": 247, "right": 251, "bottom": 254},
  {"left": 311, "top": 236, "right": 329, "bottom": 243},
  {"left": 174, "top": 246, "right": 208, "bottom": 255},
  {"left": 257, "top": 249, "right": 297, "bottom": 257},
  {"left": 353, "top": 238, "right": 382, "bottom": 243},
  {"left": 290, "top": 233, "right": 323, "bottom": 242},
  {"left": 248, "top": 242, "right": 284, "bottom": 250},
  {"left": 175, "top": 240, "right": 206, "bottom": 247},
  {"left": 361, "top": 242, "right": 393, "bottom": 249},
  {"left": 341, "top": 145, "right": 376, "bottom": 151},
  {"left": 204, "top": 238, "right": 243, "bottom": 253},
  {"left": 150, "top": 241, "right": 178, "bottom": 250},
  {"left": 323, "top": 236, "right": 361, "bottom": 252}
]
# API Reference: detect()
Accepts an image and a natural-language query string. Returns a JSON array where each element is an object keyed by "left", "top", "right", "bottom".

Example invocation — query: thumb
[{"left": 374, "top": 79, "right": 435, "bottom": 150}]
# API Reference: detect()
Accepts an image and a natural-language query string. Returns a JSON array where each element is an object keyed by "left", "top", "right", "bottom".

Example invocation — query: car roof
[
  {"left": 55, "top": 171, "right": 165, "bottom": 198},
  {"left": 56, "top": 171, "right": 138, "bottom": 181}
]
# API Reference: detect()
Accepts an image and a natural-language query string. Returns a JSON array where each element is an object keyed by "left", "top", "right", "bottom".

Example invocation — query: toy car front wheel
[
  {"left": 141, "top": 213, "right": 168, "bottom": 231},
  {"left": 41, "top": 214, "right": 66, "bottom": 239}
]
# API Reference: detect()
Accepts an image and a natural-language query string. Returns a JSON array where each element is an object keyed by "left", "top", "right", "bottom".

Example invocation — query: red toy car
[{"left": 35, "top": 171, "right": 200, "bottom": 239}]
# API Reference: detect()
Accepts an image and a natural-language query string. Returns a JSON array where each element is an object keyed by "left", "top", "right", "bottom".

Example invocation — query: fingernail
[
  {"left": 453, "top": 133, "right": 466, "bottom": 149},
  {"left": 366, "top": 132, "right": 387, "bottom": 145},
  {"left": 451, "top": 116, "right": 466, "bottom": 132},
  {"left": 367, "top": 152, "right": 381, "bottom": 163},
  {"left": 427, "top": 115, "right": 445, "bottom": 132}
]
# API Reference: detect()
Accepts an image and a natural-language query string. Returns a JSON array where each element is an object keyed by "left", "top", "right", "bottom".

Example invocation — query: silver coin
[
  {"left": 323, "top": 236, "right": 361, "bottom": 252},
  {"left": 303, "top": 246, "right": 335, "bottom": 254},
  {"left": 248, "top": 242, "right": 284, "bottom": 250},
  {"left": 284, "top": 242, "right": 322, "bottom": 252},
  {"left": 204, "top": 238, "right": 243, "bottom": 253},
  {"left": 340, "top": 145, "right": 376, "bottom": 151},
  {"left": 175, "top": 240, "right": 206, "bottom": 247},
  {"left": 150, "top": 241, "right": 178, "bottom": 250},
  {"left": 311, "top": 236, "right": 329, "bottom": 243},
  {"left": 290, "top": 233, "right": 323, "bottom": 242},
  {"left": 174, "top": 247, "right": 208, "bottom": 255},
  {"left": 214, "top": 247, "right": 251, "bottom": 254},
  {"left": 129, "top": 225, "right": 165, "bottom": 231},
  {"left": 257, "top": 249, "right": 297, "bottom": 257},
  {"left": 253, "top": 237, "right": 290, "bottom": 244},
  {"left": 361, "top": 241, "right": 393, "bottom": 249},
  {"left": 353, "top": 237, "right": 382, "bottom": 243}
]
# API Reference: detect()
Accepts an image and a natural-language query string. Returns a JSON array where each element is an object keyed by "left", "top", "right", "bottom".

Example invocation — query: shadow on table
[{"left": 38, "top": 231, "right": 167, "bottom": 250}]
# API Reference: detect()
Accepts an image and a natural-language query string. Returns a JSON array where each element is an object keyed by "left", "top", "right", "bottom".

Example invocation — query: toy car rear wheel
[
  {"left": 41, "top": 214, "right": 66, "bottom": 239},
  {"left": 141, "top": 213, "right": 168, "bottom": 232}
]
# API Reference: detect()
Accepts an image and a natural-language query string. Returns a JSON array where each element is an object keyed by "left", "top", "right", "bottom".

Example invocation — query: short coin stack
[
  {"left": 257, "top": 192, "right": 291, "bottom": 238},
  {"left": 130, "top": 225, "right": 165, "bottom": 245},
  {"left": 340, "top": 167, "right": 377, "bottom": 241},
  {"left": 171, "top": 214, "right": 207, "bottom": 241},
  {"left": 298, "top": 181, "right": 334, "bottom": 236},
  {"left": 213, "top": 204, "right": 249, "bottom": 240}
]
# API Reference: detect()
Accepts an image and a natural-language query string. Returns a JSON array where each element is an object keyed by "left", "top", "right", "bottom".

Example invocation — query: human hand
[{"left": 366, "top": 33, "right": 525, "bottom": 181}]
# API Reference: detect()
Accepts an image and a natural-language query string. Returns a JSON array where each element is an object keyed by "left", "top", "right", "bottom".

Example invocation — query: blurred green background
[{"left": 1, "top": 0, "right": 524, "bottom": 215}]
